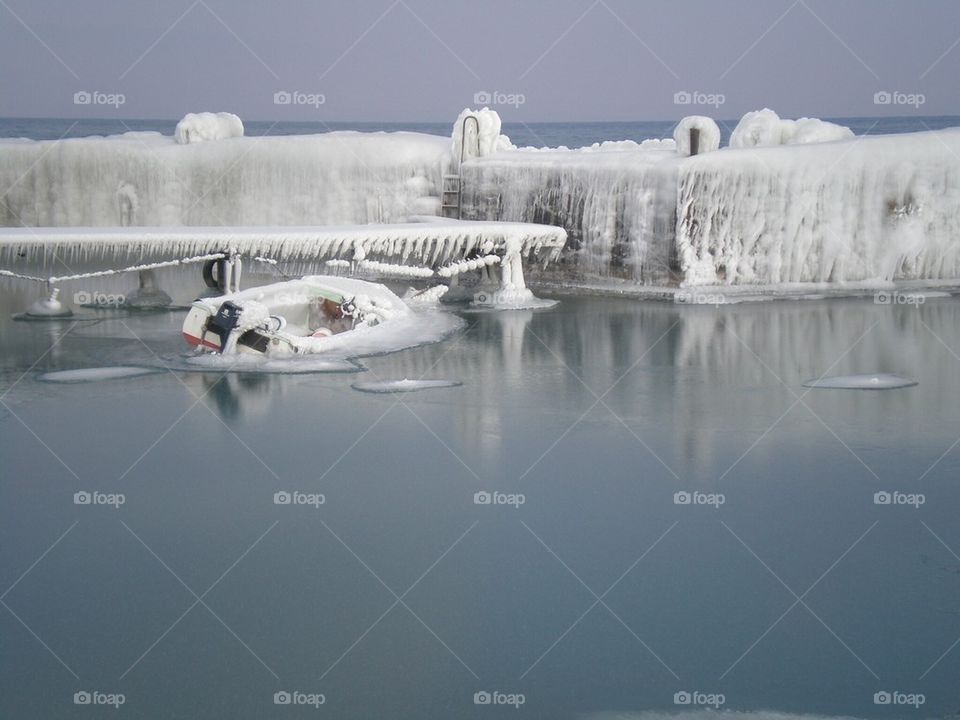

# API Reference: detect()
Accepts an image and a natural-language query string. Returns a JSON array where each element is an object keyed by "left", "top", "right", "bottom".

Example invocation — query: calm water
[
  {"left": 1, "top": 265, "right": 959, "bottom": 719},
  {"left": 2, "top": 116, "right": 959, "bottom": 147}
]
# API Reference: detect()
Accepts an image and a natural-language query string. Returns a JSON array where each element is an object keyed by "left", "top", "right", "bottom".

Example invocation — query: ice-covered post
[
  {"left": 500, "top": 233, "right": 526, "bottom": 292},
  {"left": 673, "top": 116, "right": 720, "bottom": 157}
]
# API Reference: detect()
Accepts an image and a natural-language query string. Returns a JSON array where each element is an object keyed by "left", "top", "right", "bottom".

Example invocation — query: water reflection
[{"left": 182, "top": 371, "right": 282, "bottom": 423}]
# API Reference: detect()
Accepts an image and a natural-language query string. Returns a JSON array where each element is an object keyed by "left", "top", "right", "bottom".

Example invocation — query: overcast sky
[{"left": 1, "top": 0, "right": 958, "bottom": 122}]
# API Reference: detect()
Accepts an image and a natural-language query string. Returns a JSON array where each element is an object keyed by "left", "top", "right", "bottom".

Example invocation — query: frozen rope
[{"left": 0, "top": 252, "right": 228, "bottom": 285}]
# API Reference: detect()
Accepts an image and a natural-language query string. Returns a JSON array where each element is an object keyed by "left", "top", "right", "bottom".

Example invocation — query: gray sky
[{"left": 1, "top": 0, "right": 959, "bottom": 122}]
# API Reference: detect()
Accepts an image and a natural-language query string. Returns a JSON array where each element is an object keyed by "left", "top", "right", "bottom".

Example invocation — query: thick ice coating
[
  {"left": 729, "top": 109, "right": 853, "bottom": 148},
  {"left": 174, "top": 112, "right": 244, "bottom": 144}
]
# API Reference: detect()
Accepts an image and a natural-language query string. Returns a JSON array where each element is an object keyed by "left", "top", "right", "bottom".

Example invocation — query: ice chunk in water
[
  {"left": 351, "top": 378, "right": 462, "bottom": 393},
  {"left": 38, "top": 366, "right": 162, "bottom": 383},
  {"left": 803, "top": 373, "right": 917, "bottom": 389}
]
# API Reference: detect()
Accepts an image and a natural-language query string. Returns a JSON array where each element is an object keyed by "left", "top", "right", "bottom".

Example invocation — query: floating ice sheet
[
  {"left": 351, "top": 378, "right": 462, "bottom": 393},
  {"left": 803, "top": 373, "right": 917, "bottom": 390},
  {"left": 37, "top": 366, "right": 162, "bottom": 383}
]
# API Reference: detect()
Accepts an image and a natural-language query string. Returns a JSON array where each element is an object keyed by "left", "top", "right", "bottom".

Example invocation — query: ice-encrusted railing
[
  {"left": 0, "top": 221, "right": 566, "bottom": 297},
  {"left": 676, "top": 128, "right": 960, "bottom": 287}
]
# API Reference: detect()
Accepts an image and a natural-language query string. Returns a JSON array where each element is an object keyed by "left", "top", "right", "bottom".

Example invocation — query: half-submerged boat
[{"left": 182, "top": 276, "right": 407, "bottom": 355}]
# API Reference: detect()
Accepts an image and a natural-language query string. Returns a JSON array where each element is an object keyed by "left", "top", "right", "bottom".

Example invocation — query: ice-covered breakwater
[
  {"left": 0, "top": 130, "right": 449, "bottom": 227},
  {"left": 3, "top": 108, "right": 960, "bottom": 290},
  {"left": 460, "top": 113, "right": 960, "bottom": 288},
  {"left": 676, "top": 127, "right": 960, "bottom": 285},
  {"left": 458, "top": 140, "right": 680, "bottom": 284}
]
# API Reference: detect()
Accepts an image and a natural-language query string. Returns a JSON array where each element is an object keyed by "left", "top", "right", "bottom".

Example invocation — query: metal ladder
[
  {"left": 441, "top": 174, "right": 462, "bottom": 219},
  {"left": 441, "top": 115, "right": 481, "bottom": 220}
]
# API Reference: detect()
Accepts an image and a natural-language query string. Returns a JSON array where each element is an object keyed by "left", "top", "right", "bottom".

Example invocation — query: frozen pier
[{"left": 0, "top": 220, "right": 566, "bottom": 267}]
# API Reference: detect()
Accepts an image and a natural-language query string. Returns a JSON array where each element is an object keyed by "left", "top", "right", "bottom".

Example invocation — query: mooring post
[{"left": 689, "top": 127, "right": 701, "bottom": 156}]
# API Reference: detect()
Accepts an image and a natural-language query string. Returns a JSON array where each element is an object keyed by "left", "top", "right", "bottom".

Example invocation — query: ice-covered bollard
[
  {"left": 451, "top": 108, "right": 515, "bottom": 161},
  {"left": 174, "top": 112, "right": 244, "bottom": 145},
  {"left": 729, "top": 109, "right": 853, "bottom": 148},
  {"left": 674, "top": 116, "right": 721, "bottom": 157}
]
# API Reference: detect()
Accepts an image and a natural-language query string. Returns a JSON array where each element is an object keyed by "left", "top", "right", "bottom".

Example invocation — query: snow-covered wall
[
  {"left": 0, "top": 130, "right": 450, "bottom": 227},
  {"left": 677, "top": 128, "right": 960, "bottom": 286},
  {"left": 460, "top": 140, "right": 682, "bottom": 284}
]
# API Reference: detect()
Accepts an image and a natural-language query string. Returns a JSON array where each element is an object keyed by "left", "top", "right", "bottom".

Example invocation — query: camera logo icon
[
  {"left": 473, "top": 91, "right": 492, "bottom": 105},
  {"left": 73, "top": 691, "right": 91, "bottom": 705},
  {"left": 274, "top": 91, "right": 292, "bottom": 105},
  {"left": 874, "top": 691, "right": 892, "bottom": 705},
  {"left": 74, "top": 491, "right": 92, "bottom": 505},
  {"left": 474, "top": 491, "right": 492, "bottom": 505},
  {"left": 674, "top": 691, "right": 692, "bottom": 705},
  {"left": 874, "top": 491, "right": 892, "bottom": 505},
  {"left": 874, "top": 91, "right": 892, "bottom": 105},
  {"left": 274, "top": 691, "right": 292, "bottom": 705},
  {"left": 274, "top": 491, "right": 292, "bottom": 505},
  {"left": 73, "top": 91, "right": 92, "bottom": 105},
  {"left": 674, "top": 91, "right": 692, "bottom": 105},
  {"left": 474, "top": 691, "right": 492, "bottom": 705},
  {"left": 674, "top": 491, "right": 692, "bottom": 505}
]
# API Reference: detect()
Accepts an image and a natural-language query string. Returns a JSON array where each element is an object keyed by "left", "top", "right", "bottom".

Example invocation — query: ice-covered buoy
[
  {"left": 26, "top": 288, "right": 72, "bottom": 318},
  {"left": 803, "top": 373, "right": 917, "bottom": 390}
]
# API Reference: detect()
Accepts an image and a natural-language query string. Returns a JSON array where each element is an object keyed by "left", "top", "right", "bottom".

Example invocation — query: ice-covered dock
[{"left": 0, "top": 220, "right": 566, "bottom": 266}]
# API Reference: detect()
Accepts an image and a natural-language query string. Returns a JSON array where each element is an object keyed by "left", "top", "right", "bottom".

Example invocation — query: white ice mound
[
  {"left": 452, "top": 107, "right": 515, "bottom": 159},
  {"left": 174, "top": 112, "right": 244, "bottom": 145},
  {"left": 674, "top": 116, "right": 721, "bottom": 156},
  {"left": 730, "top": 109, "right": 852, "bottom": 148},
  {"left": 38, "top": 367, "right": 162, "bottom": 383},
  {"left": 803, "top": 373, "right": 917, "bottom": 389},
  {"left": 351, "top": 378, "right": 462, "bottom": 393}
]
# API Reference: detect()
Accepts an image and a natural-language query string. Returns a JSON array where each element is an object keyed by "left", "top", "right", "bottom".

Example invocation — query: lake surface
[
  {"left": 3, "top": 115, "right": 960, "bottom": 147},
  {"left": 2, "top": 267, "right": 960, "bottom": 719}
]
